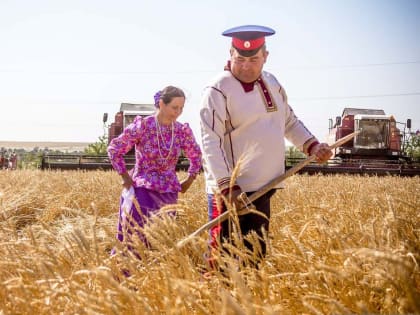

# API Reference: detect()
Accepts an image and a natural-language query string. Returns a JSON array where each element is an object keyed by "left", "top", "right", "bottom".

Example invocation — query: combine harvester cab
[
  {"left": 328, "top": 107, "right": 410, "bottom": 160},
  {"left": 323, "top": 107, "right": 419, "bottom": 175}
]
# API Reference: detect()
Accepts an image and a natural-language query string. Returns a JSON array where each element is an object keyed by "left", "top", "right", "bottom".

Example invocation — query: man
[{"left": 199, "top": 25, "right": 332, "bottom": 268}]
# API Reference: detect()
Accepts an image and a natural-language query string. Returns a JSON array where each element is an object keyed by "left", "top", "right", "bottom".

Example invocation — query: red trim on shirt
[
  {"left": 308, "top": 141, "right": 320, "bottom": 155},
  {"left": 257, "top": 78, "right": 275, "bottom": 110},
  {"left": 239, "top": 80, "right": 256, "bottom": 92}
]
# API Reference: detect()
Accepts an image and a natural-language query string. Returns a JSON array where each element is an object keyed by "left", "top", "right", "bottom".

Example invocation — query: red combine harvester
[
  {"left": 297, "top": 107, "right": 420, "bottom": 175},
  {"left": 327, "top": 108, "right": 411, "bottom": 160}
]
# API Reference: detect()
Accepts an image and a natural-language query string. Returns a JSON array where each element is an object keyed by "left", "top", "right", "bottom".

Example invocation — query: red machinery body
[{"left": 328, "top": 108, "right": 409, "bottom": 160}]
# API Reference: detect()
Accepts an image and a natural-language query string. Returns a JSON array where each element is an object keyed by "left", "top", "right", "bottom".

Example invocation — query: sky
[{"left": 0, "top": 0, "right": 419, "bottom": 145}]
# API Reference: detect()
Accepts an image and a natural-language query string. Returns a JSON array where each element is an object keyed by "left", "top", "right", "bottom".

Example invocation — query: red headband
[{"left": 232, "top": 37, "right": 265, "bottom": 51}]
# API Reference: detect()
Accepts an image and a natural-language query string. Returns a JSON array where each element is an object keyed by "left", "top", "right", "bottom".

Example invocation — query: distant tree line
[
  {"left": 405, "top": 132, "right": 420, "bottom": 161},
  {"left": 84, "top": 135, "right": 108, "bottom": 155}
]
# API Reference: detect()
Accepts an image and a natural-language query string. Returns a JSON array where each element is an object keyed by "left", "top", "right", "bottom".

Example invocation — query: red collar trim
[{"left": 239, "top": 80, "right": 256, "bottom": 92}]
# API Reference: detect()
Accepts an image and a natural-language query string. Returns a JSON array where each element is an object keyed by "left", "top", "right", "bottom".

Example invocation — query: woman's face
[{"left": 160, "top": 96, "right": 184, "bottom": 122}]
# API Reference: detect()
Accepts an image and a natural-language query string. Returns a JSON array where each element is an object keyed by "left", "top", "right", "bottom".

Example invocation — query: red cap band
[{"left": 232, "top": 37, "right": 265, "bottom": 51}]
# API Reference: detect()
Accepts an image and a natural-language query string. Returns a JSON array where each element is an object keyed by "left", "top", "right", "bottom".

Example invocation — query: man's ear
[{"left": 264, "top": 50, "right": 269, "bottom": 63}]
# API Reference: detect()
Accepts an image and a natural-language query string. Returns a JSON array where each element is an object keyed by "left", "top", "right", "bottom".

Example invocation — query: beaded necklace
[{"left": 155, "top": 116, "right": 174, "bottom": 160}]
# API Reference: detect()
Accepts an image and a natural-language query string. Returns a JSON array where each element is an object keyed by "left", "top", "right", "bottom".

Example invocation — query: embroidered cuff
[
  {"left": 217, "top": 177, "right": 231, "bottom": 191},
  {"left": 308, "top": 141, "right": 320, "bottom": 156},
  {"left": 303, "top": 138, "right": 319, "bottom": 155}
]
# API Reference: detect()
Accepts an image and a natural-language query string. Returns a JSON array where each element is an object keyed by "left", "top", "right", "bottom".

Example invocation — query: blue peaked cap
[{"left": 222, "top": 25, "right": 275, "bottom": 40}]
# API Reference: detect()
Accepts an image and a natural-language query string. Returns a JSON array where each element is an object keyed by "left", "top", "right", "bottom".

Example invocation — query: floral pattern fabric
[{"left": 108, "top": 115, "right": 202, "bottom": 193}]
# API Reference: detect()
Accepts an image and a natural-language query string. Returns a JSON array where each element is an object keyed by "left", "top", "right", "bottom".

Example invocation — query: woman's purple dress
[{"left": 108, "top": 115, "right": 202, "bottom": 251}]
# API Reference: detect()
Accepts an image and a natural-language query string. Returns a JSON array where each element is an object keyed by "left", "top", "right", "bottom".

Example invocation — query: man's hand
[
  {"left": 221, "top": 185, "right": 246, "bottom": 210},
  {"left": 311, "top": 142, "right": 333, "bottom": 163}
]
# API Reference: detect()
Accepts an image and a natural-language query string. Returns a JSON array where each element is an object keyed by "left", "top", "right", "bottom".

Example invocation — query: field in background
[
  {"left": 0, "top": 170, "right": 419, "bottom": 314},
  {"left": 0, "top": 141, "right": 89, "bottom": 152}
]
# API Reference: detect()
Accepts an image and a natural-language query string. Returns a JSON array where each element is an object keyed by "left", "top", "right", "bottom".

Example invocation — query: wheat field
[{"left": 0, "top": 169, "right": 419, "bottom": 314}]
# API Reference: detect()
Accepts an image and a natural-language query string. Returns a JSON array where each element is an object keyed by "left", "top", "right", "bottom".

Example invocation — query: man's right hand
[{"left": 221, "top": 185, "right": 246, "bottom": 210}]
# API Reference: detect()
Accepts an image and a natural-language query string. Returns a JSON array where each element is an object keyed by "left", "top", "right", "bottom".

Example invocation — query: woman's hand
[
  {"left": 120, "top": 172, "right": 134, "bottom": 190},
  {"left": 180, "top": 175, "right": 196, "bottom": 193}
]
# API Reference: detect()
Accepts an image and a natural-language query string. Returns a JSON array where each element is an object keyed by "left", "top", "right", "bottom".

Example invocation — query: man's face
[{"left": 230, "top": 48, "right": 268, "bottom": 83}]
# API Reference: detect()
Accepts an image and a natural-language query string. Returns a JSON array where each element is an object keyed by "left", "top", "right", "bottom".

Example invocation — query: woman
[{"left": 108, "top": 86, "right": 202, "bottom": 252}]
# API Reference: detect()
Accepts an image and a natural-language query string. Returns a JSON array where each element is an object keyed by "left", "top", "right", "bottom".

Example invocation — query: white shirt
[{"left": 200, "top": 70, "right": 314, "bottom": 193}]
